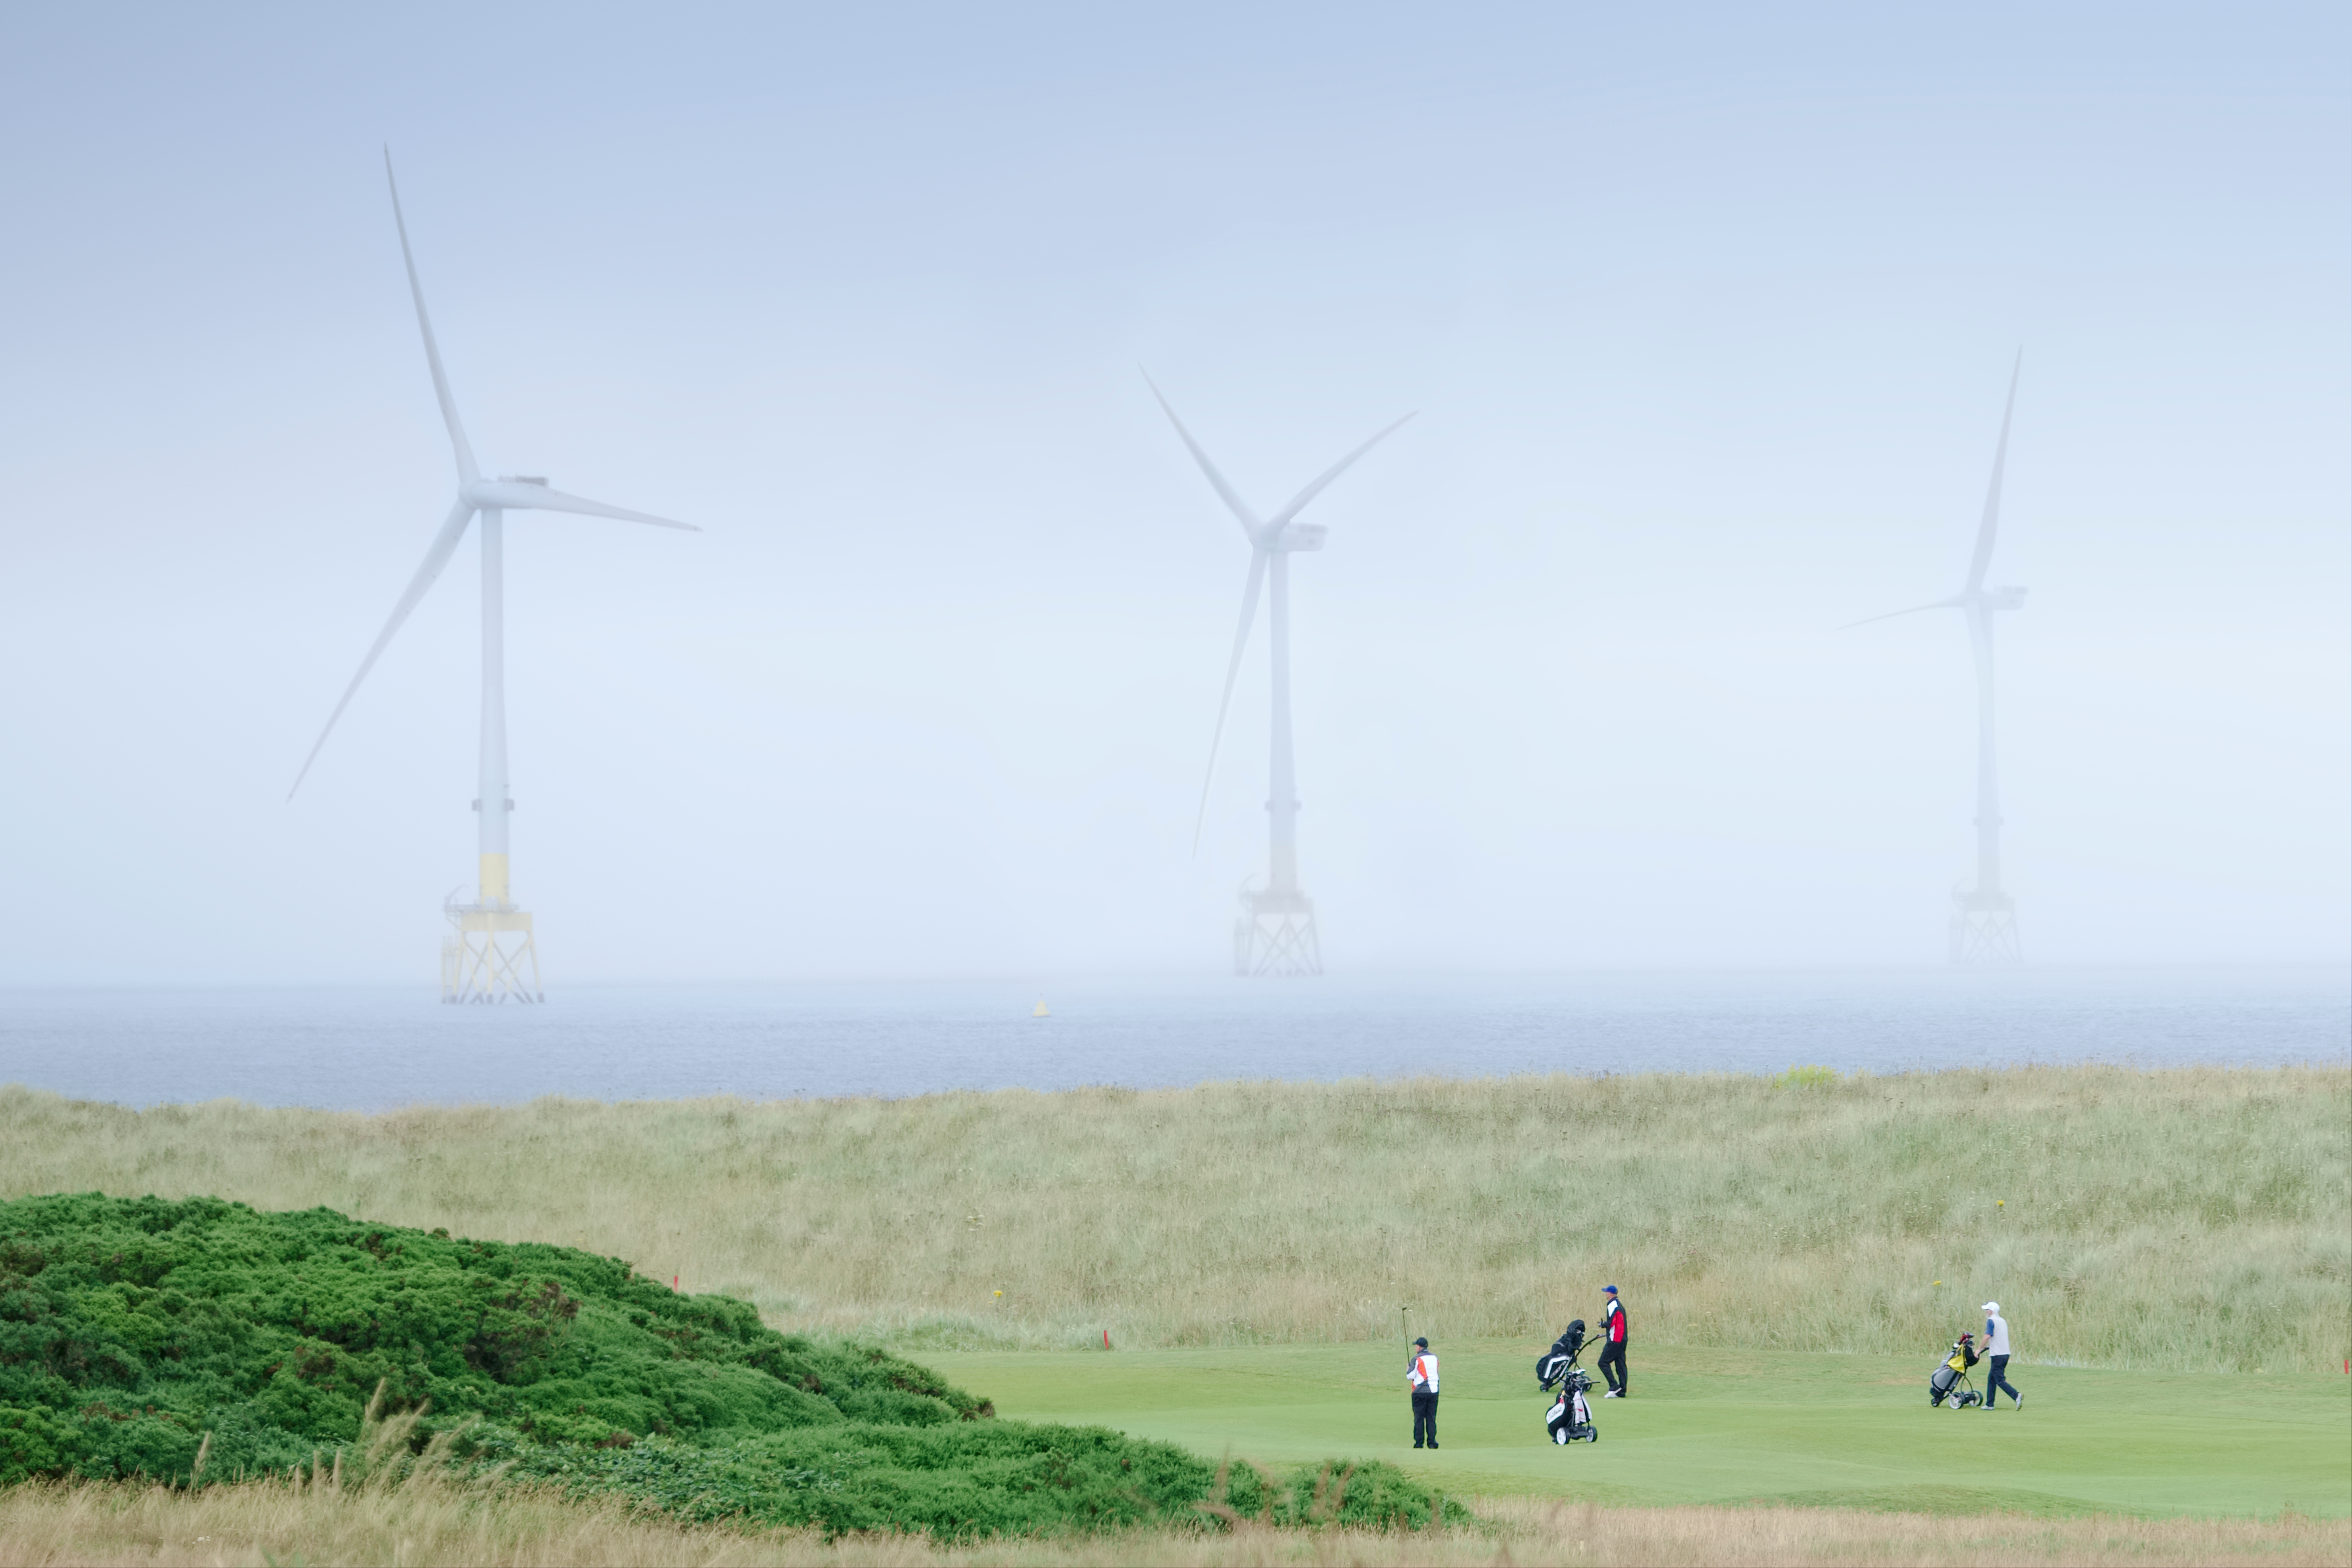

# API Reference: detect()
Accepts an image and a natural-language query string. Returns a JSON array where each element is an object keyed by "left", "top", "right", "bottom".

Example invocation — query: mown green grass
[{"left": 930, "top": 1342, "right": 2352, "bottom": 1520}]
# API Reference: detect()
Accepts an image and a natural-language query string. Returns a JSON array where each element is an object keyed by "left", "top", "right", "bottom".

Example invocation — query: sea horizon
[{"left": 3, "top": 963, "right": 2343, "bottom": 1113}]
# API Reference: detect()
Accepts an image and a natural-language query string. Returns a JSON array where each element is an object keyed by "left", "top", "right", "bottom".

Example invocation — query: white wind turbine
[
  {"left": 1849, "top": 353, "right": 2027, "bottom": 963},
  {"left": 289, "top": 153, "right": 697, "bottom": 1002},
  {"left": 1145, "top": 372, "right": 1413, "bottom": 976}
]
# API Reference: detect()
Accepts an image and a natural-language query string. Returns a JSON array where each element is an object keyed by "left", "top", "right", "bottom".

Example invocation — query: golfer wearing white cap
[{"left": 1981, "top": 1303, "right": 2021, "bottom": 1409}]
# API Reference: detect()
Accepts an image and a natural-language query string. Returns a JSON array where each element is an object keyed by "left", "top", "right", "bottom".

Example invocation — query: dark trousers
[
  {"left": 1411, "top": 1390, "right": 1438, "bottom": 1447},
  {"left": 1985, "top": 1354, "right": 2018, "bottom": 1406},
  {"left": 1598, "top": 1340, "right": 1627, "bottom": 1395}
]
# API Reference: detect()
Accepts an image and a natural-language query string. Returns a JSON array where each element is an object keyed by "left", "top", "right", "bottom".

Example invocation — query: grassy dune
[
  {"left": 0, "top": 1480, "right": 2345, "bottom": 1567},
  {"left": 1, "top": 1066, "right": 2342, "bottom": 1371}
]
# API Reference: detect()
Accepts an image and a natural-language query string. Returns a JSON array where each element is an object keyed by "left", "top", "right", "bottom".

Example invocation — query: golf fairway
[{"left": 930, "top": 1343, "right": 2351, "bottom": 1518}]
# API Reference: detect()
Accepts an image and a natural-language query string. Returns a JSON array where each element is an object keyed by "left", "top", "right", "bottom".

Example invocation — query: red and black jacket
[{"left": 1603, "top": 1300, "right": 1626, "bottom": 1344}]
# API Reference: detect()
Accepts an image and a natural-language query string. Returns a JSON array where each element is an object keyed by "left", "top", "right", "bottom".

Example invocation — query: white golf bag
[
  {"left": 1537, "top": 1321, "right": 1599, "bottom": 1445},
  {"left": 1545, "top": 1367, "right": 1598, "bottom": 1443}
]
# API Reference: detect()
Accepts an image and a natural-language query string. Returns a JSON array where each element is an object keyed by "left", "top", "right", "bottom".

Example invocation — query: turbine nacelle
[
  {"left": 1844, "top": 583, "right": 2029, "bottom": 630},
  {"left": 460, "top": 476, "right": 696, "bottom": 529},
  {"left": 287, "top": 154, "right": 695, "bottom": 804},
  {"left": 1142, "top": 369, "right": 1412, "bottom": 859},
  {"left": 1846, "top": 351, "right": 2028, "bottom": 962},
  {"left": 1846, "top": 353, "right": 2027, "bottom": 634},
  {"left": 468, "top": 477, "right": 551, "bottom": 507}
]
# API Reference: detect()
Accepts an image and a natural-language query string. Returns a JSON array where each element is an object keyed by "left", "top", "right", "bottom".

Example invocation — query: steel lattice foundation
[
  {"left": 442, "top": 901, "right": 543, "bottom": 1002},
  {"left": 1949, "top": 892, "right": 2020, "bottom": 966},
  {"left": 1235, "top": 888, "right": 1322, "bottom": 977}
]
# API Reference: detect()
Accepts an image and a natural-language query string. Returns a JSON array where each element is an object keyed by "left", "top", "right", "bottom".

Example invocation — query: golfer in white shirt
[{"left": 1981, "top": 1302, "right": 2022, "bottom": 1410}]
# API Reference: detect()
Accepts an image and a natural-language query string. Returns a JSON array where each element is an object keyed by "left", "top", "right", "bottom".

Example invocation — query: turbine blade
[
  {"left": 1839, "top": 596, "right": 1964, "bottom": 630},
  {"left": 384, "top": 150, "right": 481, "bottom": 485},
  {"left": 1966, "top": 350, "right": 2021, "bottom": 593},
  {"left": 1266, "top": 411, "right": 1417, "bottom": 530},
  {"left": 495, "top": 484, "right": 699, "bottom": 531},
  {"left": 287, "top": 498, "right": 477, "bottom": 799},
  {"left": 1142, "top": 368, "right": 1261, "bottom": 541},
  {"left": 1191, "top": 548, "right": 1268, "bottom": 856}
]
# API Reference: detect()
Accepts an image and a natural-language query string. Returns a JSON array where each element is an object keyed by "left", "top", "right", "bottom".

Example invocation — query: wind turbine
[
  {"left": 1145, "top": 372, "right": 1413, "bottom": 976},
  {"left": 1849, "top": 353, "right": 2027, "bottom": 964},
  {"left": 289, "top": 153, "right": 697, "bottom": 1002}
]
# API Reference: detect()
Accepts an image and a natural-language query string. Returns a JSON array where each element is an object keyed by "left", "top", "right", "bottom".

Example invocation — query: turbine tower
[
  {"left": 289, "top": 153, "right": 697, "bottom": 1002},
  {"left": 1145, "top": 373, "right": 1412, "bottom": 976},
  {"left": 1851, "top": 353, "right": 2027, "bottom": 964}
]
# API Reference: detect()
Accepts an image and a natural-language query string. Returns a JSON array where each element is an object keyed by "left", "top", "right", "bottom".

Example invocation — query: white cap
[{"left": 1982, "top": 1302, "right": 1999, "bottom": 1313}]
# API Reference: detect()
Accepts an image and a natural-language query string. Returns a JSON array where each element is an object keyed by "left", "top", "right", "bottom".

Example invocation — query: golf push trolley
[
  {"left": 1929, "top": 1332, "right": 1984, "bottom": 1409},
  {"left": 1537, "top": 1320, "right": 1601, "bottom": 1444}
]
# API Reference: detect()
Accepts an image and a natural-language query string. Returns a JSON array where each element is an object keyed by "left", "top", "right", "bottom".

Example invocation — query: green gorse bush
[{"left": 0, "top": 1195, "right": 1455, "bottom": 1538}]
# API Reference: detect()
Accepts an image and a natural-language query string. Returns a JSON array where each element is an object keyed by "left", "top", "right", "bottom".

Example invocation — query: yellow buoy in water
[{"left": 1033, "top": 1000, "right": 1050, "bottom": 1018}]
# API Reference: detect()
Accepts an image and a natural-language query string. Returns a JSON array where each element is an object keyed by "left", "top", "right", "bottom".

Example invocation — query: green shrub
[
  {"left": 484, "top": 1422, "right": 1457, "bottom": 1538},
  {"left": 0, "top": 1193, "right": 1456, "bottom": 1538}
]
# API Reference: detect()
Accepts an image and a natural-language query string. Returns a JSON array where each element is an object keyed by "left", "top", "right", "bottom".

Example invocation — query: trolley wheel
[{"left": 1588, "top": 1430, "right": 1600, "bottom": 1443}]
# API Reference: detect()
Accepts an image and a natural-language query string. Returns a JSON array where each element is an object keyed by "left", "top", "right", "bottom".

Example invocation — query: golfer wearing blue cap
[{"left": 1598, "top": 1286, "right": 1628, "bottom": 1397}]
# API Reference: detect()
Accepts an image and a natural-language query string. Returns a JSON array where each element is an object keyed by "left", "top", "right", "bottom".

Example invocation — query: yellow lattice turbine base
[{"left": 441, "top": 905, "right": 543, "bottom": 1002}]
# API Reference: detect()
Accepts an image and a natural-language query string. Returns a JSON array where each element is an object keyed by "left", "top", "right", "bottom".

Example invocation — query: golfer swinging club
[{"left": 1407, "top": 1336, "right": 1439, "bottom": 1448}]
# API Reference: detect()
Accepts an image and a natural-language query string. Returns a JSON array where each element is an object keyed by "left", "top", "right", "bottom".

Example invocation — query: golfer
[
  {"left": 1407, "top": 1336, "right": 1439, "bottom": 1448},
  {"left": 1598, "top": 1285, "right": 1629, "bottom": 1397},
  {"left": 1981, "top": 1303, "right": 2021, "bottom": 1409}
]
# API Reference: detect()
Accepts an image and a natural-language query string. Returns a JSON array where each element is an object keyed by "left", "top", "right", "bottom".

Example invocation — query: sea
[{"left": 1, "top": 966, "right": 2343, "bottom": 1112}]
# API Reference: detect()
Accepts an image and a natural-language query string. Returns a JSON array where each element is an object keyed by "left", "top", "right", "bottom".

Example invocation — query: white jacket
[
  {"left": 1984, "top": 1313, "right": 2011, "bottom": 1357},
  {"left": 1408, "top": 1352, "right": 1439, "bottom": 1393}
]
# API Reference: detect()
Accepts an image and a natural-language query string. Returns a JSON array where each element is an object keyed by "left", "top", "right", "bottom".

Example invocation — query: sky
[{"left": 0, "top": 3, "right": 2344, "bottom": 984}]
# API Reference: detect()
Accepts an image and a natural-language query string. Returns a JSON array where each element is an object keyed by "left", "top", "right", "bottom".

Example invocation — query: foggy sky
[{"left": 0, "top": 3, "right": 2344, "bottom": 983}]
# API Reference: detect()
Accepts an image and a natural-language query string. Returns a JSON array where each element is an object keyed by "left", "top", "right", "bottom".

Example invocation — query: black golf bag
[
  {"left": 1535, "top": 1321, "right": 1586, "bottom": 1386},
  {"left": 1537, "top": 1321, "right": 1599, "bottom": 1444}
]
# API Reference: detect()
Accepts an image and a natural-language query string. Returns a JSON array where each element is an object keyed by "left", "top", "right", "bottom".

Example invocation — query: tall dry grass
[
  {"left": 0, "top": 1481, "right": 2343, "bottom": 1567},
  {"left": 1, "top": 1066, "right": 2343, "bottom": 1369}
]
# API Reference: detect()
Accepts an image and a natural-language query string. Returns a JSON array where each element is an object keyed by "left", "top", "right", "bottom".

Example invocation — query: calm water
[{"left": 1, "top": 968, "right": 2342, "bottom": 1111}]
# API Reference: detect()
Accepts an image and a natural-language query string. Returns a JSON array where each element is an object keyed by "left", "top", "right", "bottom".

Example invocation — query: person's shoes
[
  {"left": 1603, "top": 1390, "right": 1620, "bottom": 1397},
  {"left": 1413, "top": 1442, "right": 1423, "bottom": 1449},
  {"left": 1426, "top": 1442, "right": 1438, "bottom": 1449},
  {"left": 2013, "top": 1394, "right": 2023, "bottom": 1410}
]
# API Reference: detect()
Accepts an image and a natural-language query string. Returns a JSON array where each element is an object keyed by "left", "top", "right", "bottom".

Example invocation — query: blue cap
[{"left": 1603, "top": 1285, "right": 1618, "bottom": 1294}]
